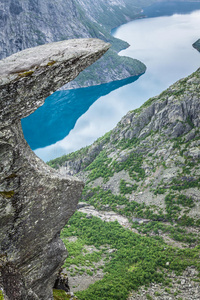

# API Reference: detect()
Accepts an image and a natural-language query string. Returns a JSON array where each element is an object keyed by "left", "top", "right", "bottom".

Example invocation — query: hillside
[
  {"left": 49, "top": 68, "right": 200, "bottom": 299},
  {"left": 0, "top": 0, "right": 158, "bottom": 88}
]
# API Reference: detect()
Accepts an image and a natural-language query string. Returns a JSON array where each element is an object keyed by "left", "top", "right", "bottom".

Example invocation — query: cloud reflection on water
[{"left": 24, "top": 9, "right": 200, "bottom": 162}]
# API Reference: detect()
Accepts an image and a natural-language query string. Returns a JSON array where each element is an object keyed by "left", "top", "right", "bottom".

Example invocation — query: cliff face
[
  {"left": 0, "top": 0, "right": 93, "bottom": 58},
  {"left": 0, "top": 0, "right": 147, "bottom": 58},
  {"left": 0, "top": 0, "right": 151, "bottom": 87},
  {"left": 0, "top": 38, "right": 109, "bottom": 300}
]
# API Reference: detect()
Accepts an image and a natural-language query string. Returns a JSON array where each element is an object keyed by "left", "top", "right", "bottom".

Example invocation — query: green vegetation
[
  {"left": 132, "top": 221, "right": 199, "bottom": 245},
  {"left": 82, "top": 186, "right": 130, "bottom": 211},
  {"left": 47, "top": 60, "right": 56, "bottom": 66},
  {"left": 116, "top": 137, "right": 139, "bottom": 149},
  {"left": 18, "top": 70, "right": 34, "bottom": 77},
  {"left": 170, "top": 177, "right": 200, "bottom": 191},
  {"left": 0, "top": 191, "right": 15, "bottom": 198},
  {"left": 82, "top": 186, "right": 158, "bottom": 220},
  {"left": 62, "top": 238, "right": 103, "bottom": 276},
  {"left": 131, "top": 96, "right": 157, "bottom": 115},
  {"left": 119, "top": 179, "right": 138, "bottom": 194},
  {"left": 83, "top": 148, "right": 145, "bottom": 183},
  {"left": 113, "top": 153, "right": 145, "bottom": 181},
  {"left": 53, "top": 289, "right": 70, "bottom": 300},
  {"left": 146, "top": 294, "right": 153, "bottom": 300},
  {"left": 165, "top": 193, "right": 195, "bottom": 221},
  {"left": 47, "top": 145, "right": 90, "bottom": 169},
  {"left": 60, "top": 212, "right": 200, "bottom": 300},
  {"left": 73, "top": 48, "right": 146, "bottom": 87},
  {"left": 47, "top": 131, "right": 112, "bottom": 169},
  {"left": 82, "top": 185, "right": 200, "bottom": 225},
  {"left": 85, "top": 150, "right": 113, "bottom": 183},
  {"left": 0, "top": 291, "right": 4, "bottom": 300}
]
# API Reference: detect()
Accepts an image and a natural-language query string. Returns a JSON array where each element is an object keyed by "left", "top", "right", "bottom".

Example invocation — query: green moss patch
[{"left": 0, "top": 191, "right": 15, "bottom": 198}]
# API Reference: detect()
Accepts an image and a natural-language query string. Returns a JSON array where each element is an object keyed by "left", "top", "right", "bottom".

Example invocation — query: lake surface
[{"left": 22, "top": 2, "right": 200, "bottom": 162}]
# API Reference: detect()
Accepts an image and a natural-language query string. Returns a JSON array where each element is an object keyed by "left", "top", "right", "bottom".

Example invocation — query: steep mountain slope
[
  {"left": 0, "top": 0, "right": 138, "bottom": 57},
  {"left": 50, "top": 68, "right": 200, "bottom": 226},
  {"left": 0, "top": 0, "right": 156, "bottom": 87},
  {"left": 49, "top": 68, "right": 200, "bottom": 299}
]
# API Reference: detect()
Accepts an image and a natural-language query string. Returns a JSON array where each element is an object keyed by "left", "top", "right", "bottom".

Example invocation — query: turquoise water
[
  {"left": 22, "top": 2, "right": 200, "bottom": 162},
  {"left": 22, "top": 76, "right": 140, "bottom": 149}
]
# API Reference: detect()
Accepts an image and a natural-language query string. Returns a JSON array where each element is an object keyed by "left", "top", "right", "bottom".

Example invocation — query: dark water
[{"left": 22, "top": 2, "right": 200, "bottom": 162}]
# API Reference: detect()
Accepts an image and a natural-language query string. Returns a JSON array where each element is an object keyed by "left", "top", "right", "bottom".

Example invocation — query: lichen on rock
[{"left": 0, "top": 38, "right": 110, "bottom": 299}]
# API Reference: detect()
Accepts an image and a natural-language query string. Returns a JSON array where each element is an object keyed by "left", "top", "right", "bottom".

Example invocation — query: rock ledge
[{"left": 0, "top": 39, "right": 109, "bottom": 299}]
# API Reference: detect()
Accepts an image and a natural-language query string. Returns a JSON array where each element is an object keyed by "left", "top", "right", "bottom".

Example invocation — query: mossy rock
[
  {"left": 0, "top": 291, "right": 4, "bottom": 300},
  {"left": 53, "top": 289, "right": 71, "bottom": 300}
]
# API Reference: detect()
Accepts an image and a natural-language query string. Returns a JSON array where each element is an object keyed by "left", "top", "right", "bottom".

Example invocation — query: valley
[
  {"left": 50, "top": 67, "right": 200, "bottom": 299},
  {"left": 24, "top": 7, "right": 200, "bottom": 162},
  {"left": 0, "top": 1, "right": 200, "bottom": 299}
]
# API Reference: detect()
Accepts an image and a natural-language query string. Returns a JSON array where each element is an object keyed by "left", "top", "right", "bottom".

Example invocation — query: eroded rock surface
[{"left": 0, "top": 38, "right": 109, "bottom": 299}]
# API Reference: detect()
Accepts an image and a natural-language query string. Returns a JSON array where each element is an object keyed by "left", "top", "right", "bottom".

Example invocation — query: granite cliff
[
  {"left": 0, "top": 38, "right": 109, "bottom": 300},
  {"left": 49, "top": 68, "right": 200, "bottom": 299}
]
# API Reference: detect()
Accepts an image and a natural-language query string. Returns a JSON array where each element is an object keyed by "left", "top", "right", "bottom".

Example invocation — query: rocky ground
[{"left": 128, "top": 267, "right": 200, "bottom": 300}]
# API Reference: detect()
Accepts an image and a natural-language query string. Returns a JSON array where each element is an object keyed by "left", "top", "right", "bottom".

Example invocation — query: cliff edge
[{"left": 0, "top": 38, "right": 109, "bottom": 300}]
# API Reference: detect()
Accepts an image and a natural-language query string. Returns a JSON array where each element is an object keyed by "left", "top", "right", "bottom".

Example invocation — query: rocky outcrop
[
  {"left": 0, "top": 0, "right": 142, "bottom": 58},
  {"left": 0, "top": 0, "right": 149, "bottom": 87},
  {"left": 0, "top": 38, "right": 109, "bottom": 300}
]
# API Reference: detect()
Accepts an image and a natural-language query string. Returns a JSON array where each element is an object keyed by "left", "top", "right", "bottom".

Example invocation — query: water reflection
[
  {"left": 22, "top": 3, "right": 200, "bottom": 162},
  {"left": 22, "top": 75, "right": 140, "bottom": 150},
  {"left": 142, "top": 1, "right": 200, "bottom": 18}
]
